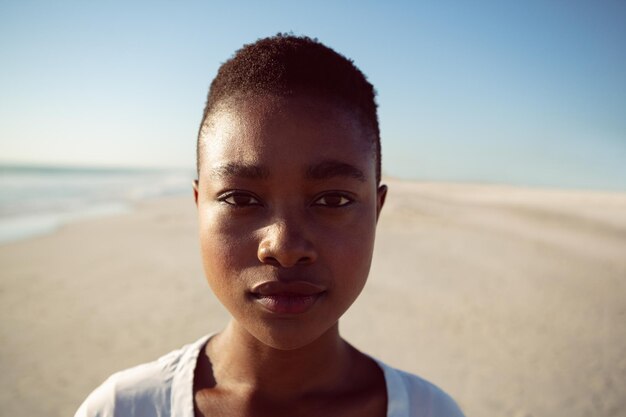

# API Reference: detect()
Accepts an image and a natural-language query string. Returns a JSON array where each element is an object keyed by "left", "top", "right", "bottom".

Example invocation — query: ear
[
  {"left": 375, "top": 184, "right": 387, "bottom": 222},
  {"left": 192, "top": 179, "right": 200, "bottom": 207}
]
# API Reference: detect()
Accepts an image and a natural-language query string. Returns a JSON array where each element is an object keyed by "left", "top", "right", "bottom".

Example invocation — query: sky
[{"left": 1, "top": 0, "right": 625, "bottom": 190}]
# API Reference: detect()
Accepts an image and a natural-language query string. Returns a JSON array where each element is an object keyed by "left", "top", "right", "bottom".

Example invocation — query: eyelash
[
  {"left": 312, "top": 193, "right": 354, "bottom": 207},
  {"left": 217, "top": 191, "right": 354, "bottom": 208},
  {"left": 218, "top": 191, "right": 261, "bottom": 208}
]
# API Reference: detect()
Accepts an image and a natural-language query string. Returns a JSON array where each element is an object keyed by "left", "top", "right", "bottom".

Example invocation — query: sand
[{"left": 1, "top": 179, "right": 625, "bottom": 417}]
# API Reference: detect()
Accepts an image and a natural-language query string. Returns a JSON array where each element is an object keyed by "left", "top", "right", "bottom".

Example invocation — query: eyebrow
[
  {"left": 209, "top": 163, "right": 270, "bottom": 180},
  {"left": 208, "top": 159, "right": 366, "bottom": 182},
  {"left": 306, "top": 159, "right": 366, "bottom": 182}
]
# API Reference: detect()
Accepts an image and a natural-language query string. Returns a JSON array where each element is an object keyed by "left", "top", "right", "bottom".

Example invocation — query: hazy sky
[{"left": 1, "top": 1, "right": 625, "bottom": 190}]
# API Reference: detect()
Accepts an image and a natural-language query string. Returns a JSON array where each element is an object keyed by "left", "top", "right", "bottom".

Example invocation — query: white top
[{"left": 75, "top": 335, "right": 465, "bottom": 417}]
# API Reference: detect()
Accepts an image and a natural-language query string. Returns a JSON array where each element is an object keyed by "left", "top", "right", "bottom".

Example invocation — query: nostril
[
  {"left": 258, "top": 251, "right": 315, "bottom": 268},
  {"left": 263, "top": 256, "right": 281, "bottom": 267},
  {"left": 296, "top": 256, "right": 313, "bottom": 265}
]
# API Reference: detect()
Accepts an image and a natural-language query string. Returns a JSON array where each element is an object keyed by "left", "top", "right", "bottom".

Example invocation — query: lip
[{"left": 250, "top": 281, "right": 326, "bottom": 315}]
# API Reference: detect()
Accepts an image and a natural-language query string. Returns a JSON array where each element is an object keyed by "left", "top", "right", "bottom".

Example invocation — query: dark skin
[
  {"left": 192, "top": 328, "right": 386, "bottom": 417},
  {"left": 193, "top": 95, "right": 388, "bottom": 417}
]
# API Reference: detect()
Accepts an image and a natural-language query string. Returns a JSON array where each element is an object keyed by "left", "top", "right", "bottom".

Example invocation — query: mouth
[{"left": 250, "top": 281, "right": 326, "bottom": 315}]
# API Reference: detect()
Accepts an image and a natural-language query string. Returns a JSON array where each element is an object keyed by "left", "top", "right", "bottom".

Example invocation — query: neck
[{"left": 204, "top": 320, "right": 354, "bottom": 399}]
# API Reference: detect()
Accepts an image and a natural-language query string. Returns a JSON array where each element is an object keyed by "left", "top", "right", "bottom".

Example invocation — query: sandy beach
[{"left": 1, "top": 178, "right": 625, "bottom": 417}]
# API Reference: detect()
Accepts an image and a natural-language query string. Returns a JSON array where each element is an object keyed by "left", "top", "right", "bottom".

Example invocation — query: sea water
[{"left": 0, "top": 164, "right": 194, "bottom": 244}]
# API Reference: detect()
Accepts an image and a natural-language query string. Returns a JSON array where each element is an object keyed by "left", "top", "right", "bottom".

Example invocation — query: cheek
[
  {"left": 323, "top": 211, "right": 377, "bottom": 285},
  {"left": 198, "top": 208, "right": 256, "bottom": 279},
  {"left": 197, "top": 210, "right": 259, "bottom": 318}
]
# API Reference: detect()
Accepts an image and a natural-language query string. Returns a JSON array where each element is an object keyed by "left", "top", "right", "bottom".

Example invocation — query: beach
[{"left": 1, "top": 178, "right": 625, "bottom": 417}]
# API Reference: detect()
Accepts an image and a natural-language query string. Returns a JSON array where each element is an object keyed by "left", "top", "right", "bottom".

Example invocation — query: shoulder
[
  {"left": 375, "top": 360, "right": 465, "bottom": 417},
  {"left": 75, "top": 336, "right": 210, "bottom": 417}
]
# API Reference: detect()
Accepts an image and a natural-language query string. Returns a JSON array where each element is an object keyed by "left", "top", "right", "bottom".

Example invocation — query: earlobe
[
  {"left": 193, "top": 180, "right": 200, "bottom": 207},
  {"left": 376, "top": 184, "right": 387, "bottom": 221}
]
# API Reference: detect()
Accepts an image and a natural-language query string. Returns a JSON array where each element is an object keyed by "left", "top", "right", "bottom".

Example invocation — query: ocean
[{"left": 0, "top": 164, "right": 195, "bottom": 244}]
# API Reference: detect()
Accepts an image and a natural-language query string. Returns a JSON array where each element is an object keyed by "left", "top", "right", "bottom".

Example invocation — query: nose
[{"left": 257, "top": 220, "right": 317, "bottom": 267}]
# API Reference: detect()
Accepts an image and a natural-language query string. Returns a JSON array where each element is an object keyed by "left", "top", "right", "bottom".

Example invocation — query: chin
[{"left": 249, "top": 320, "right": 339, "bottom": 351}]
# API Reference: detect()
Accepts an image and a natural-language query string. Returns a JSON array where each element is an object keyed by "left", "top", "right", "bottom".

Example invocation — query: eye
[
  {"left": 313, "top": 193, "right": 354, "bottom": 207},
  {"left": 219, "top": 192, "right": 261, "bottom": 207}
]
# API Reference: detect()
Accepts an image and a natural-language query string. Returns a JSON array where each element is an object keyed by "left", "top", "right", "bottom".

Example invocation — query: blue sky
[{"left": 1, "top": 1, "right": 625, "bottom": 190}]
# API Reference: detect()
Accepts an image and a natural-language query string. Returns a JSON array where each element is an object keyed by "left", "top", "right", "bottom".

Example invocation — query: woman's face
[{"left": 194, "top": 95, "right": 386, "bottom": 350}]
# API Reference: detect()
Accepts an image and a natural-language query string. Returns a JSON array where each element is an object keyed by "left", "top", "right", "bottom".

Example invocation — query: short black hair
[{"left": 197, "top": 33, "right": 381, "bottom": 183}]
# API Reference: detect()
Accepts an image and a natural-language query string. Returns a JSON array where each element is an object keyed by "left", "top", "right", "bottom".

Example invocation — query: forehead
[{"left": 199, "top": 95, "right": 375, "bottom": 179}]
